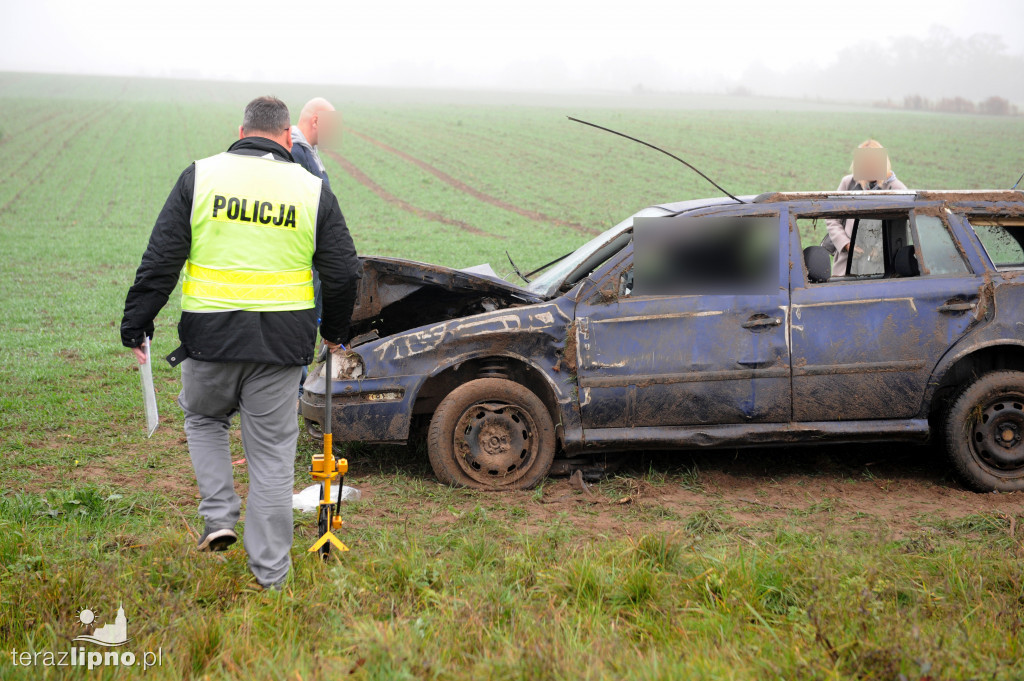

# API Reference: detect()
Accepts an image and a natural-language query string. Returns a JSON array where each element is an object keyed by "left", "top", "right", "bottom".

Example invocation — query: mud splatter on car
[{"left": 302, "top": 190, "right": 1024, "bottom": 492}]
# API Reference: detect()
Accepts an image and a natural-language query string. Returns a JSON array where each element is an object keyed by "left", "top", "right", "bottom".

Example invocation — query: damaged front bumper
[{"left": 299, "top": 363, "right": 425, "bottom": 445}]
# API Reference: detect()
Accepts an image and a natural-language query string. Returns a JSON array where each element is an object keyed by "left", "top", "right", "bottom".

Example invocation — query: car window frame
[
  {"left": 593, "top": 209, "right": 785, "bottom": 302},
  {"left": 963, "top": 215, "right": 1024, "bottom": 271},
  {"left": 912, "top": 212, "right": 975, "bottom": 277},
  {"left": 795, "top": 208, "right": 973, "bottom": 286}
]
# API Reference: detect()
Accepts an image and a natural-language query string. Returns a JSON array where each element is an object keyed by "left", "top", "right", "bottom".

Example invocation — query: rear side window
[
  {"left": 969, "top": 219, "right": 1024, "bottom": 269},
  {"left": 916, "top": 215, "right": 970, "bottom": 275}
]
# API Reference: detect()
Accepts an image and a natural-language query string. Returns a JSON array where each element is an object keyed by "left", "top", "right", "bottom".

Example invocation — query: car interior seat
[
  {"left": 803, "top": 245, "right": 831, "bottom": 283},
  {"left": 893, "top": 245, "right": 920, "bottom": 277}
]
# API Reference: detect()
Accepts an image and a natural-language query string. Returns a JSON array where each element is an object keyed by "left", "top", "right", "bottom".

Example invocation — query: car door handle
[
  {"left": 937, "top": 301, "right": 976, "bottom": 313},
  {"left": 737, "top": 359, "right": 775, "bottom": 368},
  {"left": 742, "top": 315, "right": 782, "bottom": 329}
]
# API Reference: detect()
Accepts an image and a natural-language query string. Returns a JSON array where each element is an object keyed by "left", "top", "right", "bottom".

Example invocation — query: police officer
[{"left": 120, "top": 96, "right": 360, "bottom": 590}]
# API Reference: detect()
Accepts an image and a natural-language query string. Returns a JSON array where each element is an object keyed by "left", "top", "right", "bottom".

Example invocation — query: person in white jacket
[{"left": 826, "top": 140, "right": 908, "bottom": 277}]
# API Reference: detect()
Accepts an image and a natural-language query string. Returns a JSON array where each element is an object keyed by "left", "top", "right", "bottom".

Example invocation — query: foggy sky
[{"left": 2, "top": 0, "right": 1023, "bottom": 103}]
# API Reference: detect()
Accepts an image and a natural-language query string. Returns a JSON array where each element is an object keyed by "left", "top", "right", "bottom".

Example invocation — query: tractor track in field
[
  {"left": 0, "top": 110, "right": 62, "bottom": 148},
  {"left": 347, "top": 128, "right": 597, "bottom": 236},
  {"left": 0, "top": 102, "right": 120, "bottom": 214},
  {"left": 71, "top": 109, "right": 132, "bottom": 214},
  {"left": 0, "top": 116, "right": 74, "bottom": 184},
  {"left": 0, "top": 104, "right": 110, "bottom": 182},
  {"left": 323, "top": 149, "right": 495, "bottom": 238}
]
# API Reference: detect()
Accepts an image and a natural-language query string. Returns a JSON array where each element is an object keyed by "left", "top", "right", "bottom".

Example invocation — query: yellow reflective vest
[{"left": 182, "top": 152, "right": 322, "bottom": 312}]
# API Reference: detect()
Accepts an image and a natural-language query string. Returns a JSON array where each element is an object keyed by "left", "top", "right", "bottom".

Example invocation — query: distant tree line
[
  {"left": 728, "top": 28, "right": 1024, "bottom": 110},
  {"left": 874, "top": 95, "right": 1019, "bottom": 116}
]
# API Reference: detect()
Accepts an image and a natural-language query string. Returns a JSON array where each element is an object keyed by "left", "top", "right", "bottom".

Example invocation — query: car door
[
  {"left": 574, "top": 211, "right": 792, "bottom": 429},
  {"left": 790, "top": 209, "right": 986, "bottom": 421}
]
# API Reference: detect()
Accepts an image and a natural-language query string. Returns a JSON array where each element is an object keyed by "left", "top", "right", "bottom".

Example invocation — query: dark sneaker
[{"left": 197, "top": 526, "right": 237, "bottom": 552}]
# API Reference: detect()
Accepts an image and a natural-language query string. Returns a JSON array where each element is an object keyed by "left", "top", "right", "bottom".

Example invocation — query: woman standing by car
[{"left": 826, "top": 139, "right": 908, "bottom": 277}]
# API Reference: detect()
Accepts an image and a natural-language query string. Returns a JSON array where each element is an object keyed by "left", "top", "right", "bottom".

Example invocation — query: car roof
[
  {"left": 652, "top": 196, "right": 755, "bottom": 213},
  {"left": 751, "top": 189, "right": 1024, "bottom": 204},
  {"left": 653, "top": 190, "right": 1024, "bottom": 215}
]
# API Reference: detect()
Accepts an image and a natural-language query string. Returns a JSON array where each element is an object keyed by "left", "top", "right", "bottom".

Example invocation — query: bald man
[
  {"left": 291, "top": 98, "right": 337, "bottom": 394},
  {"left": 291, "top": 97, "right": 335, "bottom": 190}
]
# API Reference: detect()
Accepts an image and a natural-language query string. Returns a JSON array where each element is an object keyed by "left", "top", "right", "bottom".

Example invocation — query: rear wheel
[
  {"left": 944, "top": 371, "right": 1024, "bottom": 492},
  {"left": 427, "top": 378, "right": 556, "bottom": 490}
]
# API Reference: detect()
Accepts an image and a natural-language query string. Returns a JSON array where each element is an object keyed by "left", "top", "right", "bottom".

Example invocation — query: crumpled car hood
[{"left": 347, "top": 256, "right": 546, "bottom": 346}]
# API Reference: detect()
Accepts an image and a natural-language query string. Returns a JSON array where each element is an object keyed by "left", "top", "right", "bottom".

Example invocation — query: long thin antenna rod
[
  {"left": 568, "top": 116, "right": 745, "bottom": 204},
  {"left": 506, "top": 250, "right": 531, "bottom": 283}
]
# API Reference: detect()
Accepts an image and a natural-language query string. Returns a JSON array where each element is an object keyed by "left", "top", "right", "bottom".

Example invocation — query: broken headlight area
[
  {"left": 302, "top": 349, "right": 365, "bottom": 396},
  {"left": 317, "top": 349, "right": 365, "bottom": 380}
]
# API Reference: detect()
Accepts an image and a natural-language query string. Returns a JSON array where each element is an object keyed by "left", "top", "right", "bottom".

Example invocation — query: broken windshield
[{"left": 525, "top": 206, "right": 670, "bottom": 297}]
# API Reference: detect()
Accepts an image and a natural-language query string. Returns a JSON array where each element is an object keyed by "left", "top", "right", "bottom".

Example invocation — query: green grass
[
  {"left": 2, "top": 480, "right": 1022, "bottom": 679},
  {"left": 2, "top": 72, "right": 1024, "bottom": 679}
]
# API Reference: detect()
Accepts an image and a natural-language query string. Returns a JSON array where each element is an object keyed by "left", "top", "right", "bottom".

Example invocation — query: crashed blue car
[{"left": 301, "top": 189, "right": 1024, "bottom": 492}]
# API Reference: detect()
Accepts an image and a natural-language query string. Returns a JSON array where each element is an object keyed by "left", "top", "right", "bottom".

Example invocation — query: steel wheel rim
[
  {"left": 969, "top": 392, "right": 1024, "bottom": 475},
  {"left": 453, "top": 400, "right": 538, "bottom": 487}
]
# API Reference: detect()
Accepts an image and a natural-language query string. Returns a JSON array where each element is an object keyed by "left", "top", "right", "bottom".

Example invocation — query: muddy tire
[
  {"left": 427, "top": 378, "right": 556, "bottom": 491},
  {"left": 944, "top": 371, "right": 1024, "bottom": 492}
]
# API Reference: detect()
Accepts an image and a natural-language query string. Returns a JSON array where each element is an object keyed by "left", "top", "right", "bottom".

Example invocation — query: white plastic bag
[{"left": 292, "top": 483, "right": 361, "bottom": 512}]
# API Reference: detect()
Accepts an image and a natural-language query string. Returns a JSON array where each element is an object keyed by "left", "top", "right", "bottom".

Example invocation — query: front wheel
[
  {"left": 427, "top": 378, "right": 556, "bottom": 491},
  {"left": 944, "top": 370, "right": 1024, "bottom": 492}
]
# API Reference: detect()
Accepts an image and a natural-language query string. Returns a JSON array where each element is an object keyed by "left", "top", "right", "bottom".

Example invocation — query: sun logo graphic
[{"left": 73, "top": 602, "right": 131, "bottom": 647}]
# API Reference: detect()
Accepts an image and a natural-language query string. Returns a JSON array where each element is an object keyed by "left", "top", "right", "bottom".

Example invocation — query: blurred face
[
  {"left": 313, "top": 109, "right": 340, "bottom": 150},
  {"left": 853, "top": 147, "right": 887, "bottom": 183}
]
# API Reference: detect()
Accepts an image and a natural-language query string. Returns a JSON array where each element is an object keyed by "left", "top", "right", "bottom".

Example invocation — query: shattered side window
[
  {"left": 969, "top": 219, "right": 1024, "bottom": 269},
  {"left": 526, "top": 208, "right": 656, "bottom": 297},
  {"left": 796, "top": 216, "right": 830, "bottom": 250},
  {"left": 915, "top": 215, "right": 970, "bottom": 275}
]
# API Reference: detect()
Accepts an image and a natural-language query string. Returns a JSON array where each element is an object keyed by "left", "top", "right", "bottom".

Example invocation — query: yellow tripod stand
[{"left": 308, "top": 344, "right": 349, "bottom": 558}]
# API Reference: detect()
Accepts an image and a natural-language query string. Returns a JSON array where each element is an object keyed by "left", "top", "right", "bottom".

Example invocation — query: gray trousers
[{"left": 178, "top": 359, "right": 302, "bottom": 587}]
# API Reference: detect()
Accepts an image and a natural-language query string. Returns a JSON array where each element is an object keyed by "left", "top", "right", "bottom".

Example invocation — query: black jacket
[{"left": 120, "top": 137, "right": 360, "bottom": 366}]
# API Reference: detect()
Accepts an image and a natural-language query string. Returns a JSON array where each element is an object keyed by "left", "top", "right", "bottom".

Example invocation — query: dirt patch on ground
[
  {"left": 23, "top": 454, "right": 203, "bottom": 501},
  {"left": 348, "top": 128, "right": 596, "bottom": 236},
  {"left": 19, "top": 438, "right": 1023, "bottom": 545},
  {"left": 344, "top": 444, "right": 1024, "bottom": 542},
  {"left": 65, "top": 464, "right": 204, "bottom": 507},
  {"left": 17, "top": 434, "right": 212, "bottom": 508},
  {"left": 323, "top": 149, "right": 493, "bottom": 238}
]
